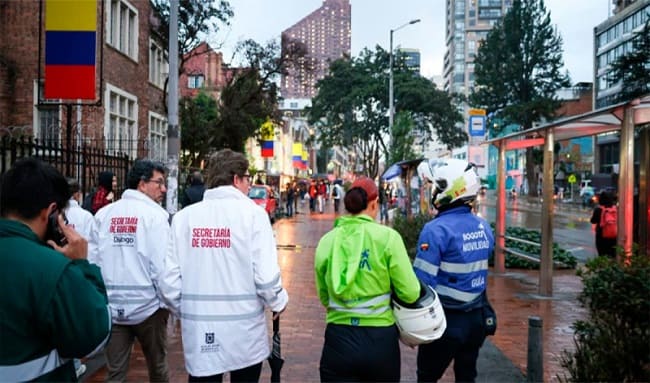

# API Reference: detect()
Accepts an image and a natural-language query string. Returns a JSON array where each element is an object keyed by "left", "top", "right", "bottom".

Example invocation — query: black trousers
[
  {"left": 417, "top": 308, "right": 486, "bottom": 382},
  {"left": 188, "top": 362, "right": 262, "bottom": 383},
  {"left": 320, "top": 323, "right": 401, "bottom": 382}
]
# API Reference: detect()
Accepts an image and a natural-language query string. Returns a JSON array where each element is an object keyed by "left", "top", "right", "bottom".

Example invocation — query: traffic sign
[{"left": 568, "top": 174, "right": 577, "bottom": 184}]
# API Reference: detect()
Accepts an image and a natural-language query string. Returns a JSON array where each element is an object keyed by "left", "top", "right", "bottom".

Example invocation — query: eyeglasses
[{"left": 146, "top": 178, "right": 166, "bottom": 187}]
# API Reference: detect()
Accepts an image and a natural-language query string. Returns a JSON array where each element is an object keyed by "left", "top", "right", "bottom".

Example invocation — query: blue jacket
[{"left": 414, "top": 206, "right": 494, "bottom": 310}]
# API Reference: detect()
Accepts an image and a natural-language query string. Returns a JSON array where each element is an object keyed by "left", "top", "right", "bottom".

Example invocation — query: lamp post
[{"left": 389, "top": 19, "right": 420, "bottom": 142}]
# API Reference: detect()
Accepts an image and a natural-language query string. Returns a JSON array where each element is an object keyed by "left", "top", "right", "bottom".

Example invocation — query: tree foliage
[
  {"left": 388, "top": 112, "right": 419, "bottom": 165},
  {"left": 209, "top": 38, "right": 308, "bottom": 152},
  {"left": 609, "top": 16, "right": 650, "bottom": 103},
  {"left": 309, "top": 46, "right": 464, "bottom": 179},
  {"left": 469, "top": 0, "right": 571, "bottom": 196},
  {"left": 180, "top": 92, "right": 218, "bottom": 168}
]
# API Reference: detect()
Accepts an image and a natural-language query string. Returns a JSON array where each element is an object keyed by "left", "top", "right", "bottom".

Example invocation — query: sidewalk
[{"left": 85, "top": 208, "right": 584, "bottom": 382}]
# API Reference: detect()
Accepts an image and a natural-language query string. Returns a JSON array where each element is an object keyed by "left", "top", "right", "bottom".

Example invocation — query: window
[
  {"left": 149, "top": 39, "right": 168, "bottom": 89},
  {"left": 148, "top": 111, "right": 167, "bottom": 162},
  {"left": 188, "top": 75, "right": 204, "bottom": 89},
  {"left": 107, "top": 0, "right": 138, "bottom": 60},
  {"left": 105, "top": 84, "right": 138, "bottom": 158},
  {"left": 33, "top": 81, "right": 61, "bottom": 146}
]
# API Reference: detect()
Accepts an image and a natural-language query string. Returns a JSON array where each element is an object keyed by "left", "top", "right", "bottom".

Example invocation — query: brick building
[
  {"left": 280, "top": 0, "right": 351, "bottom": 99},
  {"left": 179, "top": 42, "right": 232, "bottom": 100},
  {"left": 0, "top": 0, "right": 168, "bottom": 161}
]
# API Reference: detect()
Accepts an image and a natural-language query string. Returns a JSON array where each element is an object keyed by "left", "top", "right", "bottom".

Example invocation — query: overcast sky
[{"left": 212, "top": 0, "right": 611, "bottom": 84}]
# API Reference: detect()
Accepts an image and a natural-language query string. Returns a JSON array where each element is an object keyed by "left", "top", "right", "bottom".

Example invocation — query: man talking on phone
[{"left": 0, "top": 157, "right": 111, "bottom": 381}]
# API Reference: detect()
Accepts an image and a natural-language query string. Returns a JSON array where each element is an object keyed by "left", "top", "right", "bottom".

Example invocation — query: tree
[
  {"left": 388, "top": 111, "right": 418, "bottom": 165},
  {"left": 470, "top": 0, "right": 571, "bottom": 196},
  {"left": 179, "top": 92, "right": 218, "bottom": 168},
  {"left": 609, "top": 16, "right": 650, "bottom": 103},
  {"left": 151, "top": 0, "right": 233, "bottom": 110},
  {"left": 309, "top": 46, "right": 464, "bottom": 179},
  {"left": 212, "top": 38, "right": 309, "bottom": 151}
]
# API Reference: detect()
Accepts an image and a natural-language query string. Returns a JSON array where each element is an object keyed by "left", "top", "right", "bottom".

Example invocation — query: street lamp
[{"left": 389, "top": 18, "right": 420, "bottom": 142}]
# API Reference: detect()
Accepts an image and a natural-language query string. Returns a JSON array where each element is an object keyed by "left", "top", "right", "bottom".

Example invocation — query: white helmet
[
  {"left": 393, "top": 282, "right": 447, "bottom": 346},
  {"left": 417, "top": 158, "right": 480, "bottom": 208}
]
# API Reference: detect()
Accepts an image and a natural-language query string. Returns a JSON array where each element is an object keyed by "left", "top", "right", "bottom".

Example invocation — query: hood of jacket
[{"left": 327, "top": 214, "right": 377, "bottom": 299}]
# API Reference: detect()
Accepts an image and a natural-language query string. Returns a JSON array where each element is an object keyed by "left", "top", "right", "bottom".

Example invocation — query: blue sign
[{"left": 469, "top": 116, "right": 486, "bottom": 137}]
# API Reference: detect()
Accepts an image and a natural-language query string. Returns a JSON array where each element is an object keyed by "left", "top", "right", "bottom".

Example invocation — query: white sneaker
[{"left": 75, "top": 363, "right": 87, "bottom": 377}]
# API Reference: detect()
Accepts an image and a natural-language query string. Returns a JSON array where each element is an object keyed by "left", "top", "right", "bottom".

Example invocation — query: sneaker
[{"left": 75, "top": 363, "right": 87, "bottom": 378}]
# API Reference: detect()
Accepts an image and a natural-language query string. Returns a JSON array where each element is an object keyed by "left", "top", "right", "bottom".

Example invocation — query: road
[{"left": 476, "top": 194, "right": 597, "bottom": 264}]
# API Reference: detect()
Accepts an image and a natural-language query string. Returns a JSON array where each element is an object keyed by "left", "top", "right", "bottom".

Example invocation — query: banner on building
[
  {"left": 292, "top": 143, "right": 303, "bottom": 169},
  {"left": 44, "top": 0, "right": 97, "bottom": 100},
  {"left": 260, "top": 119, "right": 275, "bottom": 158},
  {"left": 302, "top": 149, "right": 309, "bottom": 170}
]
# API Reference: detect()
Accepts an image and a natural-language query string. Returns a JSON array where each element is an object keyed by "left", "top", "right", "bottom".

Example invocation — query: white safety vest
[
  {"left": 160, "top": 186, "right": 288, "bottom": 377},
  {"left": 89, "top": 189, "right": 170, "bottom": 325}
]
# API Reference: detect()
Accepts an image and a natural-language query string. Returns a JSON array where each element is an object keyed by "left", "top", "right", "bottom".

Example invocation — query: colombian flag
[
  {"left": 261, "top": 141, "right": 274, "bottom": 158},
  {"left": 44, "top": 0, "right": 97, "bottom": 100},
  {"left": 302, "top": 149, "right": 309, "bottom": 170},
  {"left": 292, "top": 143, "right": 303, "bottom": 169}
]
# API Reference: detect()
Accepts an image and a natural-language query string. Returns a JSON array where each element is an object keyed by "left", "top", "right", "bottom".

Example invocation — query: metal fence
[{"left": 0, "top": 136, "right": 132, "bottom": 197}]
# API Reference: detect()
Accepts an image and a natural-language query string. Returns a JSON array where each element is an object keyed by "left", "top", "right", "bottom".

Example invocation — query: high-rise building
[
  {"left": 443, "top": 0, "right": 512, "bottom": 95},
  {"left": 398, "top": 48, "right": 421, "bottom": 75},
  {"left": 442, "top": 0, "right": 512, "bottom": 177},
  {"left": 280, "top": 0, "right": 351, "bottom": 99},
  {"left": 594, "top": 0, "right": 649, "bottom": 109}
]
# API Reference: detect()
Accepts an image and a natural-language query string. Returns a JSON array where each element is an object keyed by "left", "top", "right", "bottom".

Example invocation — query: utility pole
[{"left": 166, "top": 0, "right": 180, "bottom": 215}]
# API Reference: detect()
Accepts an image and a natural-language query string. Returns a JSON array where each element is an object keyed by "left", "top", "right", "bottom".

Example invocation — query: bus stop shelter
[{"left": 485, "top": 95, "right": 650, "bottom": 296}]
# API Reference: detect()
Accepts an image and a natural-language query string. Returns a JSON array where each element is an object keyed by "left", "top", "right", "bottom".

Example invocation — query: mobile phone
[{"left": 46, "top": 209, "right": 68, "bottom": 247}]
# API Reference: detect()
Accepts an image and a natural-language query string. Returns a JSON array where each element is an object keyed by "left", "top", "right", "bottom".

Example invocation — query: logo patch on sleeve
[{"left": 420, "top": 243, "right": 429, "bottom": 251}]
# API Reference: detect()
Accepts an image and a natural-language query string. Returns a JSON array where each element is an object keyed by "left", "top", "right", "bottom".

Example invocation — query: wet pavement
[{"left": 84, "top": 201, "right": 586, "bottom": 382}]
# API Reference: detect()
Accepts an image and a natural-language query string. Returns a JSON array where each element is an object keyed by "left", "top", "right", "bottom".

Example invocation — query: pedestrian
[
  {"left": 314, "top": 177, "right": 422, "bottom": 382},
  {"left": 309, "top": 180, "right": 317, "bottom": 212},
  {"left": 590, "top": 190, "right": 617, "bottom": 258},
  {"left": 379, "top": 181, "right": 391, "bottom": 223},
  {"left": 91, "top": 170, "right": 115, "bottom": 213},
  {"left": 286, "top": 182, "right": 295, "bottom": 217},
  {"left": 64, "top": 177, "right": 99, "bottom": 378},
  {"left": 0, "top": 158, "right": 111, "bottom": 382},
  {"left": 160, "top": 149, "right": 288, "bottom": 382},
  {"left": 414, "top": 159, "right": 496, "bottom": 382},
  {"left": 181, "top": 171, "right": 206, "bottom": 208},
  {"left": 331, "top": 181, "right": 343, "bottom": 213},
  {"left": 89, "top": 160, "right": 171, "bottom": 382}
]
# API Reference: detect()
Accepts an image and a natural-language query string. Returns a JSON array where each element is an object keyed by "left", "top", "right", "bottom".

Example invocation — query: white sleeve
[
  {"left": 87, "top": 215, "right": 100, "bottom": 265},
  {"left": 251, "top": 210, "right": 288, "bottom": 313},
  {"left": 159, "top": 216, "right": 182, "bottom": 316},
  {"left": 147, "top": 213, "right": 170, "bottom": 299}
]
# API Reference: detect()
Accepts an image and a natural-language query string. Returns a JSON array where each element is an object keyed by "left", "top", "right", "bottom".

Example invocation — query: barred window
[{"left": 33, "top": 81, "right": 61, "bottom": 146}]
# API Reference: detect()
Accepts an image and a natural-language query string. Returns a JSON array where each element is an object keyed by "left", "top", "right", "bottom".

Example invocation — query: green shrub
[
  {"left": 559, "top": 250, "right": 650, "bottom": 382},
  {"left": 391, "top": 212, "right": 433, "bottom": 259},
  {"left": 488, "top": 223, "right": 577, "bottom": 269}
]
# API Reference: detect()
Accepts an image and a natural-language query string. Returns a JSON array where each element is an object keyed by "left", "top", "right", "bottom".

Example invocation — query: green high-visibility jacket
[
  {"left": 315, "top": 214, "right": 420, "bottom": 327},
  {"left": 0, "top": 219, "right": 111, "bottom": 382}
]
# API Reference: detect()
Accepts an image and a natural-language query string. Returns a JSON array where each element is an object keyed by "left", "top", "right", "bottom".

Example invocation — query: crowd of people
[{"left": 3, "top": 153, "right": 618, "bottom": 382}]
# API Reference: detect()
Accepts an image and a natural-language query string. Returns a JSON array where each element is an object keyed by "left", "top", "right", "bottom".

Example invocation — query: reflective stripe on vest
[
  {"left": 414, "top": 257, "right": 439, "bottom": 276},
  {"left": 436, "top": 284, "right": 481, "bottom": 303},
  {"left": 182, "top": 293, "right": 257, "bottom": 302},
  {"left": 180, "top": 307, "right": 264, "bottom": 322},
  {"left": 105, "top": 284, "right": 155, "bottom": 291},
  {"left": 440, "top": 259, "right": 488, "bottom": 274},
  {"left": 328, "top": 293, "right": 391, "bottom": 315},
  {"left": 255, "top": 273, "right": 280, "bottom": 290},
  {"left": 0, "top": 349, "right": 68, "bottom": 381}
]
